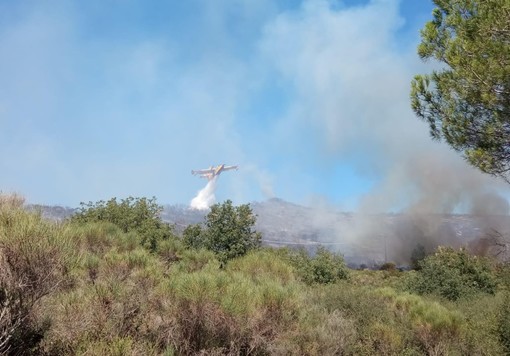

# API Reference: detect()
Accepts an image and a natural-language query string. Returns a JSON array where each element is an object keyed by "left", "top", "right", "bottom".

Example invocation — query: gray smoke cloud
[{"left": 260, "top": 0, "right": 510, "bottom": 263}]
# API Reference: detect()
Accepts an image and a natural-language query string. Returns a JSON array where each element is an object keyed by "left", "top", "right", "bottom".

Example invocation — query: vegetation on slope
[{"left": 1, "top": 193, "right": 510, "bottom": 355}]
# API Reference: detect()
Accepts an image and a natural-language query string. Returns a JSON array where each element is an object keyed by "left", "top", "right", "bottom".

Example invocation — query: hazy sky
[{"left": 1, "top": 0, "right": 508, "bottom": 211}]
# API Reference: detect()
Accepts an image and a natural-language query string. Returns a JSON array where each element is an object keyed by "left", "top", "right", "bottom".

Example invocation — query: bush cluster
[
  {"left": 71, "top": 196, "right": 175, "bottom": 252},
  {"left": 406, "top": 246, "right": 497, "bottom": 300},
  {"left": 280, "top": 246, "right": 349, "bottom": 284}
]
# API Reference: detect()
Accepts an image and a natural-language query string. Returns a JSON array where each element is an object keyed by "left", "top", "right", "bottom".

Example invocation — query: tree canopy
[
  {"left": 71, "top": 196, "right": 175, "bottom": 251},
  {"left": 411, "top": 0, "right": 510, "bottom": 180},
  {"left": 183, "top": 200, "right": 261, "bottom": 263}
]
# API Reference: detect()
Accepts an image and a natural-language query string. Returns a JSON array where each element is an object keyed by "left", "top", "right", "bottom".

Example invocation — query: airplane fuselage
[{"left": 192, "top": 164, "right": 238, "bottom": 180}]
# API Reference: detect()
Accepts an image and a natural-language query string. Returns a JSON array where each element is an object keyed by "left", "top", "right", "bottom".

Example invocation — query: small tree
[
  {"left": 71, "top": 196, "right": 175, "bottom": 252},
  {"left": 183, "top": 200, "right": 261, "bottom": 263}
]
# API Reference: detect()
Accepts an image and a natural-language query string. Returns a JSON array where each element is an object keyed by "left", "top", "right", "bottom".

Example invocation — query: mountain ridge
[{"left": 27, "top": 198, "right": 510, "bottom": 265}]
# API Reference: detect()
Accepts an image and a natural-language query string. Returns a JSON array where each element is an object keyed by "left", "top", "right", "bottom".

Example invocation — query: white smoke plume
[
  {"left": 190, "top": 177, "right": 218, "bottom": 210},
  {"left": 259, "top": 0, "right": 510, "bottom": 264}
]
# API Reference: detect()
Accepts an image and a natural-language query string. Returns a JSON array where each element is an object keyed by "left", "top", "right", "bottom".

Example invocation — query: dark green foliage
[
  {"left": 282, "top": 247, "right": 349, "bottom": 284},
  {"left": 407, "top": 246, "right": 497, "bottom": 300},
  {"left": 205, "top": 200, "right": 262, "bottom": 262},
  {"left": 410, "top": 0, "right": 510, "bottom": 180},
  {"left": 183, "top": 200, "right": 261, "bottom": 263},
  {"left": 71, "top": 196, "right": 175, "bottom": 252},
  {"left": 410, "top": 243, "right": 427, "bottom": 270},
  {"left": 182, "top": 224, "right": 205, "bottom": 250}
]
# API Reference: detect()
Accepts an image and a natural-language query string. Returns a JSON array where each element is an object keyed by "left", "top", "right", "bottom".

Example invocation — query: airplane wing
[
  {"left": 222, "top": 165, "right": 238, "bottom": 171},
  {"left": 192, "top": 168, "right": 214, "bottom": 175}
]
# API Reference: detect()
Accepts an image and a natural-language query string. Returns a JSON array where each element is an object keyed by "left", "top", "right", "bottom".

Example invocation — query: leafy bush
[
  {"left": 183, "top": 200, "right": 261, "bottom": 264},
  {"left": 406, "top": 246, "right": 497, "bottom": 300},
  {"left": 182, "top": 224, "right": 205, "bottom": 250},
  {"left": 71, "top": 196, "right": 175, "bottom": 252},
  {"left": 281, "top": 247, "right": 349, "bottom": 285}
]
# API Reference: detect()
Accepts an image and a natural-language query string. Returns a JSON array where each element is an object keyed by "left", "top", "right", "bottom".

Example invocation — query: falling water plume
[{"left": 190, "top": 176, "right": 218, "bottom": 210}]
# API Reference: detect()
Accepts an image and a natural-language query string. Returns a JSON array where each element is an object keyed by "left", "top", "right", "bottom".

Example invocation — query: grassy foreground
[{"left": 1, "top": 195, "right": 510, "bottom": 355}]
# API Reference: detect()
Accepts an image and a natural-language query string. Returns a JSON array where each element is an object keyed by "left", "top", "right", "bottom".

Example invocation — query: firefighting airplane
[{"left": 191, "top": 164, "right": 238, "bottom": 180}]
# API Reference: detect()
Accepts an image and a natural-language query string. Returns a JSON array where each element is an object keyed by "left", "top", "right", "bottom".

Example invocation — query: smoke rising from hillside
[
  {"left": 261, "top": 0, "right": 510, "bottom": 262},
  {"left": 190, "top": 177, "right": 218, "bottom": 210}
]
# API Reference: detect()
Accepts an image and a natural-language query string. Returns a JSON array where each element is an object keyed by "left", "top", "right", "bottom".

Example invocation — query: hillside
[
  {"left": 31, "top": 197, "right": 510, "bottom": 266},
  {"left": 3, "top": 196, "right": 510, "bottom": 355}
]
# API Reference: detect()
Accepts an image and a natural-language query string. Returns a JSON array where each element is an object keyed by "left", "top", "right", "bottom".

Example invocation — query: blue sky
[{"left": 1, "top": 0, "right": 509, "bottom": 213}]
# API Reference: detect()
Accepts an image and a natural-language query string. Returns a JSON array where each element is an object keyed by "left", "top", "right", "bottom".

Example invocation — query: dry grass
[
  {"left": 0, "top": 192, "right": 25, "bottom": 210},
  {"left": 0, "top": 197, "right": 78, "bottom": 354}
]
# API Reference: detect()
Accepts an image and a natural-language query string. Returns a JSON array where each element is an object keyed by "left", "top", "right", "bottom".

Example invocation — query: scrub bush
[
  {"left": 406, "top": 246, "right": 496, "bottom": 300},
  {"left": 0, "top": 199, "right": 78, "bottom": 354},
  {"left": 280, "top": 247, "right": 349, "bottom": 284}
]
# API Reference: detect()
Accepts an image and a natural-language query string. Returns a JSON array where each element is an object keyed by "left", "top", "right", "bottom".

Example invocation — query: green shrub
[
  {"left": 183, "top": 200, "right": 261, "bottom": 264},
  {"left": 281, "top": 247, "right": 349, "bottom": 285},
  {"left": 156, "top": 237, "right": 184, "bottom": 264},
  {"left": 405, "top": 246, "right": 497, "bottom": 300},
  {"left": 74, "top": 222, "right": 123, "bottom": 255},
  {"left": 377, "top": 287, "right": 465, "bottom": 355},
  {"left": 453, "top": 292, "right": 506, "bottom": 355},
  {"left": 307, "top": 283, "right": 415, "bottom": 354},
  {"left": 226, "top": 249, "right": 297, "bottom": 285},
  {"left": 182, "top": 224, "right": 205, "bottom": 250},
  {"left": 155, "top": 264, "right": 304, "bottom": 355},
  {"left": 71, "top": 196, "right": 176, "bottom": 252},
  {"left": 350, "top": 269, "right": 403, "bottom": 289},
  {"left": 172, "top": 248, "right": 219, "bottom": 273}
]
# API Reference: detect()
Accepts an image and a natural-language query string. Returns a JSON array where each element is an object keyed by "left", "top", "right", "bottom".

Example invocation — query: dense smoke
[
  {"left": 261, "top": 0, "right": 510, "bottom": 264},
  {"left": 190, "top": 177, "right": 218, "bottom": 210}
]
